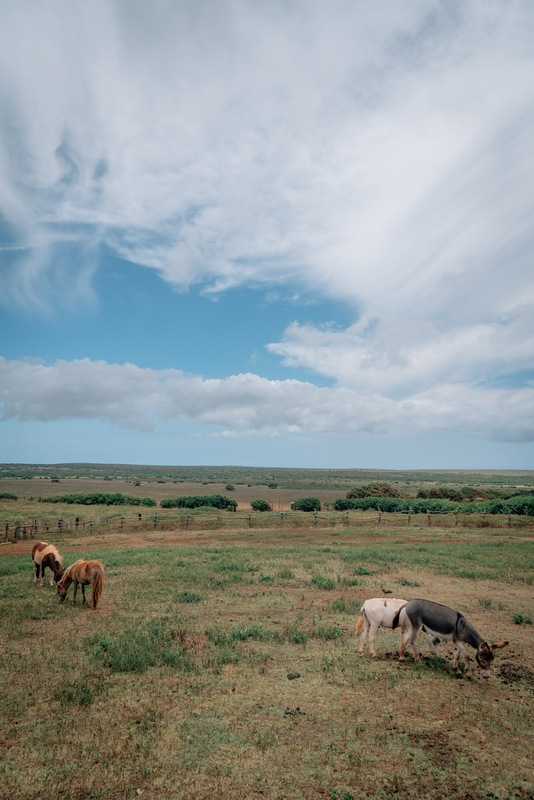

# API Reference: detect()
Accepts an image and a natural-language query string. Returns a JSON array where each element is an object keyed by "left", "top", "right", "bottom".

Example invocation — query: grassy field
[{"left": 1, "top": 523, "right": 533, "bottom": 800}]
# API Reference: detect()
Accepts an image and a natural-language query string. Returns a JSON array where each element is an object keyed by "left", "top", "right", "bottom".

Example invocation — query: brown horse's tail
[{"left": 92, "top": 567, "right": 104, "bottom": 609}]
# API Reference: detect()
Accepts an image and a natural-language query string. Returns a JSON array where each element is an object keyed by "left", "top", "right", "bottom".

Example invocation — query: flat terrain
[
  {"left": 0, "top": 476, "right": 345, "bottom": 510},
  {"left": 1, "top": 522, "right": 533, "bottom": 800}
]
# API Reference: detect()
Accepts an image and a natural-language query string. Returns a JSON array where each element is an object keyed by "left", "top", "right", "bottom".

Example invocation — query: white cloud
[
  {"left": 1, "top": 1, "right": 534, "bottom": 439},
  {"left": 1, "top": 357, "right": 533, "bottom": 442}
]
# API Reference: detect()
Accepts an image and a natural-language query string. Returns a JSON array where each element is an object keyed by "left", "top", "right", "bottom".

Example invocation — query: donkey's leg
[
  {"left": 49, "top": 566, "right": 54, "bottom": 587},
  {"left": 359, "top": 617, "right": 370, "bottom": 657},
  {"left": 40, "top": 564, "right": 45, "bottom": 588},
  {"left": 408, "top": 624, "right": 423, "bottom": 662},
  {"left": 452, "top": 641, "right": 471, "bottom": 678},
  {"left": 34, "top": 562, "right": 39, "bottom": 583},
  {"left": 398, "top": 620, "right": 414, "bottom": 661},
  {"left": 72, "top": 580, "right": 78, "bottom": 604},
  {"left": 368, "top": 621, "right": 381, "bottom": 659}
]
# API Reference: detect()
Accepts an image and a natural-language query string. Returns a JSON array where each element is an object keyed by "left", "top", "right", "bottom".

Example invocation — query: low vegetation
[
  {"left": 40, "top": 492, "right": 156, "bottom": 507},
  {"left": 159, "top": 494, "right": 238, "bottom": 511},
  {"left": 1, "top": 523, "right": 533, "bottom": 799}
]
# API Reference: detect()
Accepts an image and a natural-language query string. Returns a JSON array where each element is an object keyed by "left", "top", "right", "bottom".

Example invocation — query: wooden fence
[{"left": 3, "top": 506, "right": 529, "bottom": 542}]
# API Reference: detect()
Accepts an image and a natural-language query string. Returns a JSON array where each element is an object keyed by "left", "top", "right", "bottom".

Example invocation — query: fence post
[
  {"left": 32, "top": 519, "right": 37, "bottom": 538},
  {"left": 22, "top": 525, "right": 27, "bottom": 539},
  {"left": 90, "top": 519, "right": 93, "bottom": 532},
  {"left": 15, "top": 521, "right": 20, "bottom": 540},
  {"left": 280, "top": 512, "right": 284, "bottom": 526},
  {"left": 76, "top": 517, "right": 80, "bottom": 529},
  {"left": 138, "top": 513, "right": 142, "bottom": 521},
  {"left": 345, "top": 512, "right": 349, "bottom": 527},
  {"left": 455, "top": 510, "right": 459, "bottom": 527},
  {"left": 120, "top": 516, "right": 124, "bottom": 532},
  {"left": 58, "top": 519, "right": 63, "bottom": 532},
  {"left": 408, "top": 507, "right": 412, "bottom": 525},
  {"left": 427, "top": 510, "right": 431, "bottom": 527},
  {"left": 5, "top": 523, "right": 9, "bottom": 542},
  {"left": 248, "top": 513, "right": 252, "bottom": 528},
  {"left": 153, "top": 515, "right": 158, "bottom": 529},
  {"left": 314, "top": 512, "right": 318, "bottom": 527},
  {"left": 217, "top": 512, "right": 221, "bottom": 528},
  {"left": 508, "top": 513, "right": 511, "bottom": 529},
  {"left": 377, "top": 508, "right": 382, "bottom": 526}
]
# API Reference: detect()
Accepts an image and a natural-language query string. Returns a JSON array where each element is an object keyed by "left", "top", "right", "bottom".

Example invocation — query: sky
[{"left": 1, "top": 0, "right": 533, "bottom": 469}]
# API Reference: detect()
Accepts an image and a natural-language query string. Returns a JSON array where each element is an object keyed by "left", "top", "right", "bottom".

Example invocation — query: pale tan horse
[
  {"left": 32, "top": 542, "right": 64, "bottom": 587},
  {"left": 57, "top": 560, "right": 104, "bottom": 609}
]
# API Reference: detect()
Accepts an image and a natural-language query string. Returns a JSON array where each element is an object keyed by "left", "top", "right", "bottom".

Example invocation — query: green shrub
[
  {"left": 0, "top": 492, "right": 17, "bottom": 500},
  {"left": 292, "top": 497, "right": 321, "bottom": 512},
  {"left": 285, "top": 622, "right": 308, "bottom": 644},
  {"left": 312, "top": 575, "right": 335, "bottom": 590},
  {"left": 160, "top": 494, "right": 237, "bottom": 511},
  {"left": 39, "top": 492, "right": 155, "bottom": 506},
  {"left": 225, "top": 484, "right": 235, "bottom": 491},
  {"left": 251, "top": 499, "right": 272, "bottom": 512},
  {"left": 354, "top": 567, "right": 372, "bottom": 575},
  {"left": 513, "top": 614, "right": 533, "bottom": 625}
]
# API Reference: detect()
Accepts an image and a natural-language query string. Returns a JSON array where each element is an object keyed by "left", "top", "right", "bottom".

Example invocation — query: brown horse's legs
[
  {"left": 72, "top": 580, "right": 78, "bottom": 604},
  {"left": 81, "top": 584, "right": 87, "bottom": 604},
  {"left": 34, "top": 562, "right": 39, "bottom": 583}
]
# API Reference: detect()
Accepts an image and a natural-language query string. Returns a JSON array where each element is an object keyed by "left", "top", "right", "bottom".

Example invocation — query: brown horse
[
  {"left": 32, "top": 542, "right": 64, "bottom": 587},
  {"left": 57, "top": 560, "right": 104, "bottom": 609}
]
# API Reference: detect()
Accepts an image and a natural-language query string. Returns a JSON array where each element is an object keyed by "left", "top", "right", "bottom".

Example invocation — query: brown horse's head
[{"left": 56, "top": 573, "right": 71, "bottom": 602}]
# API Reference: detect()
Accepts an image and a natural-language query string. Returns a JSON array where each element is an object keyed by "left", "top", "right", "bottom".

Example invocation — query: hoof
[{"left": 371, "top": 654, "right": 377, "bottom": 659}]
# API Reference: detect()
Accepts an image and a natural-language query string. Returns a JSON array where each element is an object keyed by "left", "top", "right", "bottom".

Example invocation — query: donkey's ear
[
  {"left": 491, "top": 641, "right": 509, "bottom": 650},
  {"left": 480, "top": 642, "right": 491, "bottom": 652}
]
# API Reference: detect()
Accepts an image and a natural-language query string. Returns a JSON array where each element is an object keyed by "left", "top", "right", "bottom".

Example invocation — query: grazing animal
[
  {"left": 32, "top": 542, "right": 64, "bottom": 587},
  {"left": 57, "top": 560, "right": 104, "bottom": 610},
  {"left": 393, "top": 599, "right": 508, "bottom": 678},
  {"left": 355, "top": 598, "right": 440, "bottom": 659}
]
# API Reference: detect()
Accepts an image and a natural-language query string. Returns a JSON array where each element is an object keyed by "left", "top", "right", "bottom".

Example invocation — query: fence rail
[{"left": 2, "top": 506, "right": 531, "bottom": 542}]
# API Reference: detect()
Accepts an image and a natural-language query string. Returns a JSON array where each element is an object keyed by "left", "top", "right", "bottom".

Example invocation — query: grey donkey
[{"left": 392, "top": 599, "right": 508, "bottom": 678}]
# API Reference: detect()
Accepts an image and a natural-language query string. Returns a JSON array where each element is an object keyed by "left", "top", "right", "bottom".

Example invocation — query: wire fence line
[{"left": 2, "top": 505, "right": 531, "bottom": 542}]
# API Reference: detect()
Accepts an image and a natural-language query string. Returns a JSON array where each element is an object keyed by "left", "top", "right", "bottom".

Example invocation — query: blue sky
[{"left": 1, "top": 1, "right": 533, "bottom": 469}]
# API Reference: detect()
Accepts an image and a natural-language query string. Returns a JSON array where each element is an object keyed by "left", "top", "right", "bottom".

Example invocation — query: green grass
[{"left": 1, "top": 531, "right": 533, "bottom": 799}]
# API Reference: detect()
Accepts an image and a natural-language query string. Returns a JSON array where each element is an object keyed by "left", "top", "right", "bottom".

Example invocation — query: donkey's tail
[
  {"left": 92, "top": 568, "right": 104, "bottom": 609},
  {"left": 355, "top": 603, "right": 367, "bottom": 635}
]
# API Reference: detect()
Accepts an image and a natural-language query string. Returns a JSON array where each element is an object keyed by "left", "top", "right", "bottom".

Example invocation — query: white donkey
[{"left": 355, "top": 598, "right": 440, "bottom": 659}]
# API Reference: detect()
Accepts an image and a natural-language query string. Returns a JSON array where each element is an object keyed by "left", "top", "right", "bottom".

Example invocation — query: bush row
[
  {"left": 160, "top": 494, "right": 237, "bottom": 511},
  {"left": 334, "top": 495, "right": 534, "bottom": 516},
  {"left": 39, "top": 493, "right": 156, "bottom": 507}
]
